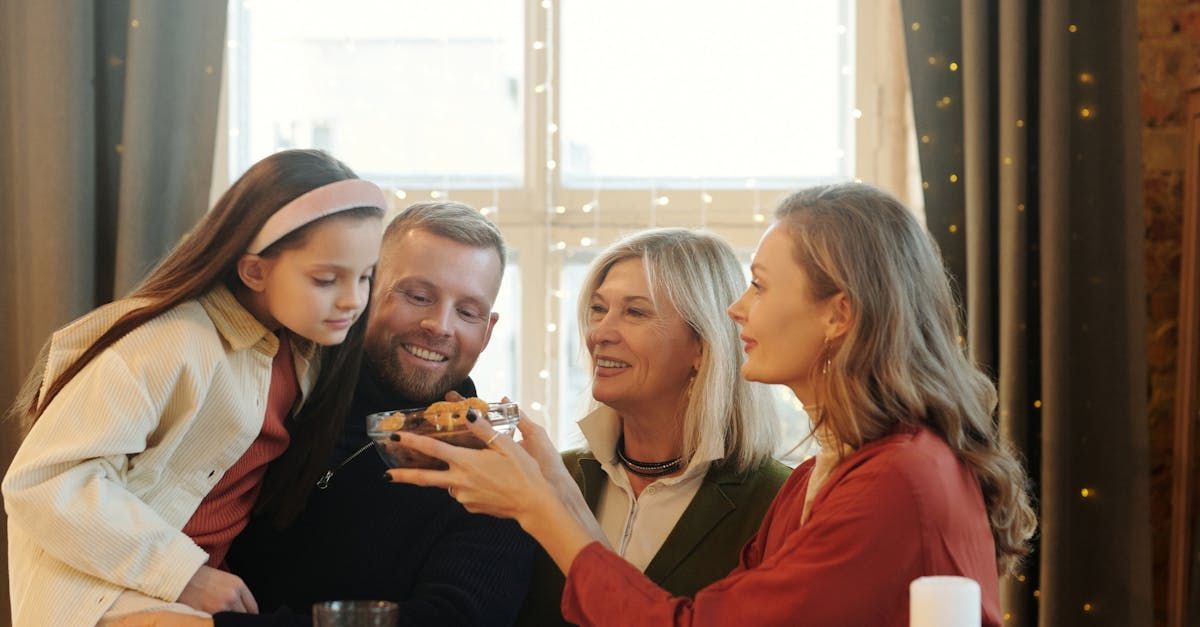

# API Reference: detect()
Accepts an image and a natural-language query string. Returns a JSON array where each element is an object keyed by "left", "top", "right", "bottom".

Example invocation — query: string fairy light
[
  {"left": 649, "top": 185, "right": 659, "bottom": 226},
  {"left": 536, "top": 0, "right": 558, "bottom": 430},
  {"left": 438, "top": 29, "right": 452, "bottom": 199},
  {"left": 518, "top": 5, "right": 849, "bottom": 444},
  {"left": 486, "top": 32, "right": 504, "bottom": 223}
]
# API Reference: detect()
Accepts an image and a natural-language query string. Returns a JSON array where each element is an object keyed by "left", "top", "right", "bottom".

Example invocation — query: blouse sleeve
[
  {"left": 561, "top": 457, "right": 926, "bottom": 627},
  {"left": 2, "top": 349, "right": 209, "bottom": 603}
]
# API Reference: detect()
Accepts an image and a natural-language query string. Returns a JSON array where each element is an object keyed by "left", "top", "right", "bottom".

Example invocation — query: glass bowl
[{"left": 366, "top": 401, "right": 519, "bottom": 469}]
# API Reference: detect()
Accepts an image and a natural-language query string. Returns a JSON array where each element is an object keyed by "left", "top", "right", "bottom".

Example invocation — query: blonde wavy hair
[
  {"left": 578, "top": 228, "right": 780, "bottom": 472},
  {"left": 776, "top": 183, "right": 1036, "bottom": 574}
]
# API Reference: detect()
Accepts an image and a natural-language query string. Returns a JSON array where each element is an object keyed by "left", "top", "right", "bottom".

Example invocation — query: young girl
[
  {"left": 3, "top": 149, "right": 387, "bottom": 626},
  {"left": 386, "top": 183, "right": 1037, "bottom": 626}
]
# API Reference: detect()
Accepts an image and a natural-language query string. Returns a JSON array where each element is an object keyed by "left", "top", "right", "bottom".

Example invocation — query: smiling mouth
[
  {"left": 403, "top": 344, "right": 449, "bottom": 363},
  {"left": 595, "top": 358, "right": 630, "bottom": 369}
]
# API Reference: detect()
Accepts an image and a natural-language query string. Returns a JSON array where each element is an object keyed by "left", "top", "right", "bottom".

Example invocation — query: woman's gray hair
[{"left": 577, "top": 228, "right": 780, "bottom": 472}]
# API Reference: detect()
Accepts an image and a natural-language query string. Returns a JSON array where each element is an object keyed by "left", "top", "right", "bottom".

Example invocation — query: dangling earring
[{"left": 821, "top": 337, "right": 832, "bottom": 376}]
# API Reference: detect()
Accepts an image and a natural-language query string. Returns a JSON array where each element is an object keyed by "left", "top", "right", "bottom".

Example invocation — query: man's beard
[{"left": 366, "top": 334, "right": 469, "bottom": 404}]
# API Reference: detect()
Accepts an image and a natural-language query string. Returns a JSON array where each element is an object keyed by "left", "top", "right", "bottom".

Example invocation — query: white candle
[{"left": 909, "top": 576, "right": 982, "bottom": 627}]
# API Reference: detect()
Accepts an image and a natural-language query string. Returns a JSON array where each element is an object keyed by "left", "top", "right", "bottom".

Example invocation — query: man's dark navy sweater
[{"left": 218, "top": 365, "right": 534, "bottom": 626}]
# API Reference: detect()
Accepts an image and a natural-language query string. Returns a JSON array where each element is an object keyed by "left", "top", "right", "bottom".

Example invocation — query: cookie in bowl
[{"left": 367, "top": 399, "right": 519, "bottom": 469}]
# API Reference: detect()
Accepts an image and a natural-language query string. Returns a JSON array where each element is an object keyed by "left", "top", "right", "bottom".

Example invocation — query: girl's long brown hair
[
  {"left": 776, "top": 183, "right": 1037, "bottom": 575},
  {"left": 11, "top": 148, "right": 381, "bottom": 525}
]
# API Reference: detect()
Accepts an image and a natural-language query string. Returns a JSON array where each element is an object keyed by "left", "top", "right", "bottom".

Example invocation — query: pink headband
[{"left": 247, "top": 179, "right": 388, "bottom": 254}]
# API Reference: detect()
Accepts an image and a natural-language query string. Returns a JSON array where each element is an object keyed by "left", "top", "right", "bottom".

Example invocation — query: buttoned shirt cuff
[{"left": 144, "top": 534, "right": 210, "bottom": 602}]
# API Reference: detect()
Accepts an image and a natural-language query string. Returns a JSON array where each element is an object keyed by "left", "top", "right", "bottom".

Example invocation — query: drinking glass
[{"left": 312, "top": 600, "right": 399, "bottom": 627}]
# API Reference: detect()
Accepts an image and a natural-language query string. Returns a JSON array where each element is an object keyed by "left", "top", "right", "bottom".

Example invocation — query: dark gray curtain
[
  {"left": 0, "top": 2, "right": 226, "bottom": 625},
  {"left": 899, "top": 0, "right": 1153, "bottom": 625}
]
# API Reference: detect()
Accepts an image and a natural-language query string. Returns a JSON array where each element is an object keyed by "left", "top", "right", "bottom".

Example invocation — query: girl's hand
[{"left": 176, "top": 565, "right": 258, "bottom": 615}]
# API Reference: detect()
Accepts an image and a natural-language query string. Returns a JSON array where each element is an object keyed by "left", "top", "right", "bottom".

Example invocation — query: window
[
  {"left": 559, "top": 0, "right": 853, "bottom": 188},
  {"left": 470, "top": 260, "right": 522, "bottom": 403},
  {"left": 221, "top": 0, "right": 876, "bottom": 459},
  {"left": 228, "top": 0, "right": 524, "bottom": 188}
]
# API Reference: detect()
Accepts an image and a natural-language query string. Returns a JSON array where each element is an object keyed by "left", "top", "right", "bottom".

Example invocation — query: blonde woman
[
  {"left": 515, "top": 228, "right": 789, "bottom": 626},
  {"left": 390, "top": 184, "right": 1036, "bottom": 626}
]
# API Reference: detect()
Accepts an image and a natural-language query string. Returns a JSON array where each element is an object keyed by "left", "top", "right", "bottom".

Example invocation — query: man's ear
[
  {"left": 237, "top": 254, "right": 270, "bottom": 293},
  {"left": 825, "top": 292, "right": 853, "bottom": 341}
]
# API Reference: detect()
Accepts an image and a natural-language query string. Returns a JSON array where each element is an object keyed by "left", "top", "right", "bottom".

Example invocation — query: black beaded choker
[{"left": 616, "top": 436, "right": 683, "bottom": 477}]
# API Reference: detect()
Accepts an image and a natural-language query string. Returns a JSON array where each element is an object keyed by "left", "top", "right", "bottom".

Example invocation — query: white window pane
[
  {"left": 472, "top": 260, "right": 521, "bottom": 402},
  {"left": 560, "top": 0, "right": 854, "bottom": 188},
  {"left": 557, "top": 255, "right": 595, "bottom": 450},
  {"left": 232, "top": 0, "right": 523, "bottom": 187}
]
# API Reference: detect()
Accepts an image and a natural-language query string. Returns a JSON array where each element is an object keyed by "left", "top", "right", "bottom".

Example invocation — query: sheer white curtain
[
  {"left": 856, "top": 0, "right": 924, "bottom": 219},
  {"left": 0, "top": 3, "right": 226, "bottom": 625}
]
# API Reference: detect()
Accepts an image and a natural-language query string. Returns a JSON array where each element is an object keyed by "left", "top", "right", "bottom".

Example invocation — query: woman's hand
[
  {"left": 176, "top": 565, "right": 258, "bottom": 615},
  {"left": 385, "top": 404, "right": 608, "bottom": 573},
  {"left": 504, "top": 398, "right": 581, "bottom": 500},
  {"left": 384, "top": 408, "right": 558, "bottom": 523},
  {"left": 438, "top": 392, "right": 570, "bottom": 493}
]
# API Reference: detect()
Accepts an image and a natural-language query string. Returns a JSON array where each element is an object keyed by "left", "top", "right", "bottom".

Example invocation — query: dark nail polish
[
  {"left": 389, "top": 433, "right": 401, "bottom": 442},
  {"left": 382, "top": 472, "right": 393, "bottom": 483},
  {"left": 467, "top": 409, "right": 480, "bottom": 423}
]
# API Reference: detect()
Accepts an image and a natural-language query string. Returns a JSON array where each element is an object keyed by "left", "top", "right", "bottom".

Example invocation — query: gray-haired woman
[{"left": 514, "top": 228, "right": 790, "bottom": 626}]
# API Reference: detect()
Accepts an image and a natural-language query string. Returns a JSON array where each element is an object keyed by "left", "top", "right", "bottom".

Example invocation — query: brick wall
[{"left": 1139, "top": 1, "right": 1199, "bottom": 625}]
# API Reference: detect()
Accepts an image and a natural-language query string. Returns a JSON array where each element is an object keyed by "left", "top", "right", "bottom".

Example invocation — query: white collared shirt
[
  {"left": 3, "top": 286, "right": 318, "bottom": 627},
  {"left": 578, "top": 406, "right": 724, "bottom": 571}
]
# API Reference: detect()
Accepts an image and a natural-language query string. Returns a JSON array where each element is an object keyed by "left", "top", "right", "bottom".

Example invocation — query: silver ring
[
  {"left": 447, "top": 486, "right": 456, "bottom": 498},
  {"left": 484, "top": 432, "right": 502, "bottom": 447}
]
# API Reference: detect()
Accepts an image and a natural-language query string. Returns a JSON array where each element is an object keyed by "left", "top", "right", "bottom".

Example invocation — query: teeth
[
  {"left": 404, "top": 344, "right": 448, "bottom": 362},
  {"left": 596, "top": 358, "right": 629, "bottom": 369}
]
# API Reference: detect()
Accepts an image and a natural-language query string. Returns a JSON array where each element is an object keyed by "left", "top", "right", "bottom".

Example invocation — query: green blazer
[{"left": 514, "top": 450, "right": 792, "bottom": 626}]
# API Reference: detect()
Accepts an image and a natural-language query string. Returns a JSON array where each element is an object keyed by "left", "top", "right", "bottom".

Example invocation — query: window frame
[{"left": 215, "top": 0, "right": 884, "bottom": 447}]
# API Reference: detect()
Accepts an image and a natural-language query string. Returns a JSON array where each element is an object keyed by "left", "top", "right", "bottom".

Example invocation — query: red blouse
[
  {"left": 182, "top": 332, "right": 297, "bottom": 568},
  {"left": 562, "top": 426, "right": 1002, "bottom": 627}
]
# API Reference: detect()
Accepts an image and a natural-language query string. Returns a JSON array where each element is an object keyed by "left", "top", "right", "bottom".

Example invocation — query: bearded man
[{"left": 219, "top": 201, "right": 532, "bottom": 627}]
